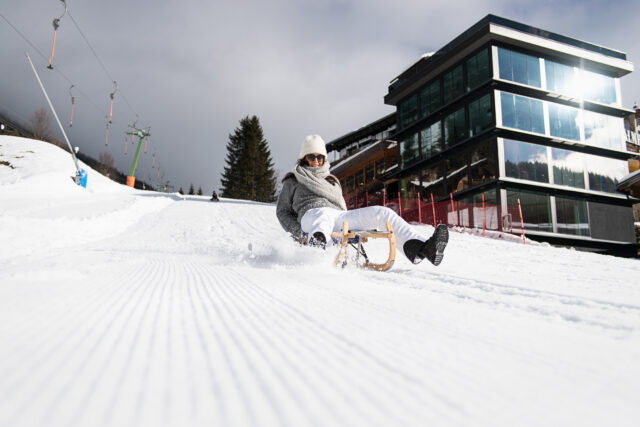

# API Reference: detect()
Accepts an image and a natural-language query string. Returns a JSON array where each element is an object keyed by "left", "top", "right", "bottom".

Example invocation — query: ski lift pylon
[{"left": 47, "top": 0, "right": 67, "bottom": 69}]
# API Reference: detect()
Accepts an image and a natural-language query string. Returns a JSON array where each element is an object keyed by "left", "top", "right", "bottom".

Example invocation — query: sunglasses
[{"left": 305, "top": 154, "right": 325, "bottom": 162}]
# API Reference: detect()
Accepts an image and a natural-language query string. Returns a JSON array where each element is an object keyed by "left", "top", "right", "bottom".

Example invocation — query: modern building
[{"left": 327, "top": 14, "right": 639, "bottom": 256}]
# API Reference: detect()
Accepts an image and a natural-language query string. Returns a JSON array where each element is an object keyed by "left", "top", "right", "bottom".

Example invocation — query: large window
[
  {"left": 420, "top": 121, "right": 442, "bottom": 159},
  {"left": 469, "top": 94, "right": 493, "bottom": 137},
  {"left": 545, "top": 60, "right": 576, "bottom": 96},
  {"left": 583, "top": 111, "right": 624, "bottom": 151},
  {"left": 444, "top": 108, "right": 467, "bottom": 146},
  {"left": 581, "top": 69, "right": 617, "bottom": 105},
  {"left": 506, "top": 188, "right": 552, "bottom": 232},
  {"left": 443, "top": 65, "right": 464, "bottom": 104},
  {"left": 399, "top": 94, "right": 418, "bottom": 129},
  {"left": 585, "top": 155, "right": 628, "bottom": 193},
  {"left": 470, "top": 141, "right": 497, "bottom": 186},
  {"left": 420, "top": 163, "right": 445, "bottom": 199},
  {"left": 446, "top": 153, "right": 469, "bottom": 194},
  {"left": 546, "top": 59, "right": 618, "bottom": 105},
  {"left": 400, "top": 133, "right": 420, "bottom": 167},
  {"left": 500, "top": 92, "right": 545, "bottom": 134},
  {"left": 498, "top": 47, "right": 541, "bottom": 88},
  {"left": 401, "top": 173, "right": 421, "bottom": 199},
  {"left": 467, "top": 49, "right": 490, "bottom": 91},
  {"left": 420, "top": 80, "right": 441, "bottom": 118},
  {"left": 555, "top": 196, "right": 590, "bottom": 236},
  {"left": 503, "top": 139, "right": 549, "bottom": 183},
  {"left": 551, "top": 147, "right": 585, "bottom": 188},
  {"left": 548, "top": 102, "right": 580, "bottom": 141}
]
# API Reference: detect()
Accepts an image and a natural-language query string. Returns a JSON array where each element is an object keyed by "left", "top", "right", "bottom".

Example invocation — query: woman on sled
[{"left": 276, "top": 135, "right": 449, "bottom": 266}]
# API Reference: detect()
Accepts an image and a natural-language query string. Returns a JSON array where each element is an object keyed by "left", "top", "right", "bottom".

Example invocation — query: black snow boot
[
  {"left": 308, "top": 232, "right": 327, "bottom": 249},
  {"left": 403, "top": 224, "right": 449, "bottom": 265}
]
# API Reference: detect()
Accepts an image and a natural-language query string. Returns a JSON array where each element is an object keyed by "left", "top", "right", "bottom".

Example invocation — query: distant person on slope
[
  {"left": 276, "top": 135, "right": 449, "bottom": 266},
  {"left": 211, "top": 190, "right": 219, "bottom": 202}
]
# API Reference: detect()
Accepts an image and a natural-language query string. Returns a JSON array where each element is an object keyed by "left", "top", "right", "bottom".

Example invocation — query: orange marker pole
[
  {"left": 430, "top": 193, "right": 436, "bottom": 227},
  {"left": 517, "top": 198, "right": 526, "bottom": 245}
]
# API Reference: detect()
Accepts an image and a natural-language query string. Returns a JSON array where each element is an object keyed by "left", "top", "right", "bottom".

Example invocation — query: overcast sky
[{"left": 2, "top": 0, "right": 640, "bottom": 193}]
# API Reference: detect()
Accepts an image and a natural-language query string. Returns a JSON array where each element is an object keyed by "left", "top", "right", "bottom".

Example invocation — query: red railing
[{"left": 343, "top": 190, "right": 527, "bottom": 243}]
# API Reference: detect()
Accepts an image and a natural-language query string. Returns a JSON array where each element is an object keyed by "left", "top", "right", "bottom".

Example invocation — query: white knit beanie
[{"left": 299, "top": 135, "right": 327, "bottom": 159}]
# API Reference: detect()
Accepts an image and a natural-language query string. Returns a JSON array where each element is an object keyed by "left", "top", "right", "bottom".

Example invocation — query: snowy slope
[{"left": 1, "top": 136, "right": 639, "bottom": 427}]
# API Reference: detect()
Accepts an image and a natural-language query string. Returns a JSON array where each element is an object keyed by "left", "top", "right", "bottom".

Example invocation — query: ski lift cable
[
  {"left": 1, "top": 13, "right": 120, "bottom": 129},
  {"left": 2, "top": 11, "right": 163, "bottom": 168},
  {"left": 67, "top": 10, "right": 139, "bottom": 118}
]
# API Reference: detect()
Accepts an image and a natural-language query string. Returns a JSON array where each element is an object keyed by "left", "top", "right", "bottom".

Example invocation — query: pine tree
[
  {"left": 220, "top": 115, "right": 277, "bottom": 202},
  {"left": 178, "top": 187, "right": 184, "bottom": 195},
  {"left": 197, "top": 186, "right": 203, "bottom": 196},
  {"left": 188, "top": 183, "right": 195, "bottom": 195}
]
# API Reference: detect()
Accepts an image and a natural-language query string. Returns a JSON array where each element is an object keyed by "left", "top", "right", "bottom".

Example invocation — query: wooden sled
[{"left": 330, "top": 221, "right": 396, "bottom": 272}]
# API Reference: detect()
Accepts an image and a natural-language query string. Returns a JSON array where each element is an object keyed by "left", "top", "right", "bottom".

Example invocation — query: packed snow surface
[{"left": 1, "top": 136, "right": 639, "bottom": 427}]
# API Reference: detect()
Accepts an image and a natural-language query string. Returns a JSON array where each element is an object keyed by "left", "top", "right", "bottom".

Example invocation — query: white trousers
[{"left": 300, "top": 206, "right": 425, "bottom": 258}]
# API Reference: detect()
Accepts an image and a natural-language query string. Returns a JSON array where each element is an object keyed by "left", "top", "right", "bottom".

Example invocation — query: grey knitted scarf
[{"left": 294, "top": 162, "right": 347, "bottom": 210}]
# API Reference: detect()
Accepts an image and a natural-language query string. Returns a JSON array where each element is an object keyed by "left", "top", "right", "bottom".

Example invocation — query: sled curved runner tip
[{"left": 331, "top": 221, "right": 396, "bottom": 272}]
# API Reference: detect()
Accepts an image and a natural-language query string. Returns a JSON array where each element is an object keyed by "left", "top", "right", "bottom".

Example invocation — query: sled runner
[{"left": 330, "top": 221, "right": 396, "bottom": 272}]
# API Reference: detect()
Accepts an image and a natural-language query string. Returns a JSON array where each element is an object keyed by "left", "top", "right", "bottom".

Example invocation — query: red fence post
[
  {"left": 398, "top": 191, "right": 402, "bottom": 218},
  {"left": 517, "top": 198, "right": 526, "bottom": 245},
  {"left": 382, "top": 189, "right": 386, "bottom": 207},
  {"left": 365, "top": 191, "right": 369, "bottom": 207},
  {"left": 450, "top": 193, "right": 456, "bottom": 231},
  {"left": 430, "top": 193, "right": 436, "bottom": 227},
  {"left": 417, "top": 193, "right": 422, "bottom": 224},
  {"left": 482, "top": 193, "right": 486, "bottom": 237}
]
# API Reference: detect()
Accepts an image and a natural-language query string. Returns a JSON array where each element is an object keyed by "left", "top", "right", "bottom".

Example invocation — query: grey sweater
[{"left": 276, "top": 175, "right": 345, "bottom": 237}]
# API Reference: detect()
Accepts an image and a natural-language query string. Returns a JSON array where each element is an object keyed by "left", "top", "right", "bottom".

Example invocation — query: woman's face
[{"left": 304, "top": 153, "right": 325, "bottom": 168}]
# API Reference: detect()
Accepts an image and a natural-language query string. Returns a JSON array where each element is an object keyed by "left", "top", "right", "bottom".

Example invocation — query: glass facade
[
  {"left": 546, "top": 59, "right": 617, "bottom": 105},
  {"left": 506, "top": 188, "right": 552, "bottom": 232},
  {"left": 503, "top": 139, "right": 549, "bottom": 183},
  {"left": 399, "top": 94, "right": 419, "bottom": 129},
  {"left": 443, "top": 65, "right": 464, "bottom": 104},
  {"left": 585, "top": 155, "right": 628, "bottom": 193},
  {"left": 400, "top": 133, "right": 419, "bottom": 167},
  {"left": 500, "top": 92, "right": 545, "bottom": 134},
  {"left": 401, "top": 172, "right": 421, "bottom": 198},
  {"left": 470, "top": 141, "right": 497, "bottom": 186},
  {"left": 498, "top": 47, "right": 541, "bottom": 87},
  {"left": 583, "top": 110, "right": 624, "bottom": 151},
  {"left": 551, "top": 147, "right": 585, "bottom": 188},
  {"left": 503, "top": 138, "right": 628, "bottom": 194},
  {"left": 466, "top": 49, "right": 490, "bottom": 91},
  {"left": 420, "top": 80, "right": 441, "bottom": 118},
  {"left": 581, "top": 69, "right": 617, "bottom": 105},
  {"left": 444, "top": 107, "right": 467, "bottom": 146},
  {"left": 446, "top": 153, "right": 469, "bottom": 193},
  {"left": 381, "top": 38, "right": 630, "bottom": 246},
  {"left": 555, "top": 196, "right": 590, "bottom": 236},
  {"left": 545, "top": 60, "right": 576, "bottom": 96},
  {"left": 420, "top": 163, "right": 445, "bottom": 199},
  {"left": 420, "top": 121, "right": 442, "bottom": 159},
  {"left": 499, "top": 91, "right": 624, "bottom": 150},
  {"left": 469, "top": 94, "right": 493, "bottom": 137},
  {"left": 548, "top": 102, "right": 580, "bottom": 141}
]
